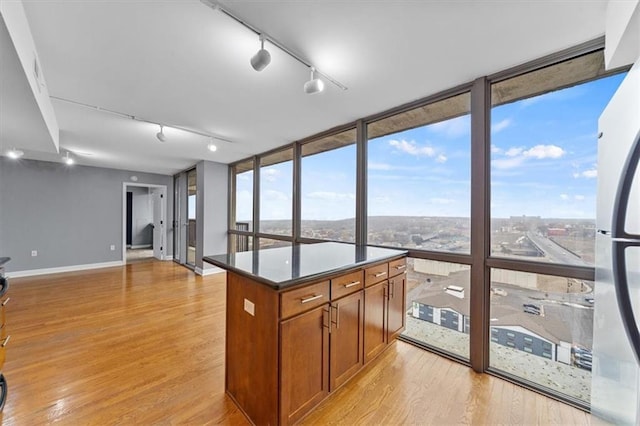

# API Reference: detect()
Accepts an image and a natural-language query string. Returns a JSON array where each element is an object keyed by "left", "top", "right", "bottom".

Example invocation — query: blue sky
[{"left": 237, "top": 72, "right": 626, "bottom": 222}]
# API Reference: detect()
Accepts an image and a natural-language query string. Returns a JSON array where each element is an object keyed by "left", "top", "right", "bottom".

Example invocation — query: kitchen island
[{"left": 204, "top": 242, "right": 407, "bottom": 425}]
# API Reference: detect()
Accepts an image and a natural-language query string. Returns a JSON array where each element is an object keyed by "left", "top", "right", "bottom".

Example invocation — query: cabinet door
[
  {"left": 330, "top": 290, "right": 364, "bottom": 391},
  {"left": 280, "top": 304, "right": 330, "bottom": 425},
  {"left": 364, "top": 280, "right": 387, "bottom": 363},
  {"left": 387, "top": 273, "right": 406, "bottom": 341}
]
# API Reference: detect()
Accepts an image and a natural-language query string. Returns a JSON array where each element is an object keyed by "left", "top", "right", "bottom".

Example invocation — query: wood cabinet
[
  {"left": 280, "top": 304, "right": 329, "bottom": 425},
  {"left": 223, "top": 254, "right": 405, "bottom": 425},
  {"left": 363, "top": 258, "right": 407, "bottom": 363}
]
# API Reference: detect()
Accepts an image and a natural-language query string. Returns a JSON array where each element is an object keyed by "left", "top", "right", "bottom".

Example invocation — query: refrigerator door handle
[
  {"left": 612, "top": 128, "right": 640, "bottom": 241},
  {"left": 611, "top": 128, "right": 640, "bottom": 365},
  {"left": 612, "top": 240, "right": 640, "bottom": 365}
]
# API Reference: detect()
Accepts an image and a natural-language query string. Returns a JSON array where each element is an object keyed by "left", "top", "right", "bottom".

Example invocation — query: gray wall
[
  {"left": 128, "top": 186, "right": 152, "bottom": 247},
  {"left": 195, "top": 160, "right": 228, "bottom": 272},
  {"left": 0, "top": 157, "right": 173, "bottom": 272}
]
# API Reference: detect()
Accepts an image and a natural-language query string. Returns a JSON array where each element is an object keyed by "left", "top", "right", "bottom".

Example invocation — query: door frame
[{"left": 122, "top": 182, "right": 168, "bottom": 263}]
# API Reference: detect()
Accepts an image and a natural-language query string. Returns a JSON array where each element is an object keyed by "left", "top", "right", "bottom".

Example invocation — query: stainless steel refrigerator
[{"left": 591, "top": 59, "right": 640, "bottom": 425}]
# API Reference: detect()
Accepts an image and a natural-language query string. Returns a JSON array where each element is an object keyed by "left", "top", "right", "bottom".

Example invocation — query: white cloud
[
  {"left": 429, "top": 115, "right": 470, "bottom": 138},
  {"left": 389, "top": 139, "right": 435, "bottom": 157},
  {"left": 574, "top": 195, "right": 585, "bottom": 201},
  {"left": 237, "top": 171, "right": 253, "bottom": 181},
  {"left": 436, "top": 154, "right": 447, "bottom": 163},
  {"left": 560, "top": 194, "right": 569, "bottom": 200},
  {"left": 262, "top": 168, "right": 280, "bottom": 182},
  {"left": 573, "top": 168, "right": 597, "bottom": 179},
  {"left": 307, "top": 191, "right": 354, "bottom": 201},
  {"left": 505, "top": 147, "right": 524, "bottom": 157},
  {"left": 523, "top": 144, "right": 565, "bottom": 159},
  {"left": 491, "top": 119, "right": 512, "bottom": 133},
  {"left": 491, "top": 145, "right": 503, "bottom": 154}
]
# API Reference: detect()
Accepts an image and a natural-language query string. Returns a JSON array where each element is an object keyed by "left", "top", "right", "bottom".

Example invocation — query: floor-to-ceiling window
[
  {"left": 367, "top": 91, "right": 472, "bottom": 360},
  {"left": 301, "top": 128, "right": 357, "bottom": 242},
  {"left": 226, "top": 42, "right": 628, "bottom": 409},
  {"left": 186, "top": 168, "right": 197, "bottom": 266},
  {"left": 487, "top": 50, "right": 626, "bottom": 405},
  {"left": 259, "top": 148, "right": 293, "bottom": 248}
]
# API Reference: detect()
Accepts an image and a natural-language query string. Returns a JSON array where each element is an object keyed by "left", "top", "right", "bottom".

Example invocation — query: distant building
[
  {"left": 409, "top": 266, "right": 572, "bottom": 364},
  {"left": 547, "top": 228, "right": 568, "bottom": 236}
]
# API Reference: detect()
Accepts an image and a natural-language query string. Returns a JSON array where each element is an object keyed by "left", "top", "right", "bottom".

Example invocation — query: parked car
[{"left": 523, "top": 303, "right": 541, "bottom": 315}]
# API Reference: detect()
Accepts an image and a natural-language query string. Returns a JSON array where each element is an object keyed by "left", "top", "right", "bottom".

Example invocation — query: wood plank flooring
[{"left": 1, "top": 261, "right": 592, "bottom": 425}]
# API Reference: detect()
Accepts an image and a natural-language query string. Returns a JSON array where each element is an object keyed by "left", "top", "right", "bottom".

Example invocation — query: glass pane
[
  {"left": 258, "top": 237, "right": 292, "bottom": 250},
  {"left": 234, "top": 159, "right": 253, "bottom": 232},
  {"left": 229, "top": 234, "right": 253, "bottom": 254},
  {"left": 489, "top": 268, "right": 595, "bottom": 404},
  {"left": 186, "top": 169, "right": 197, "bottom": 266},
  {"left": 490, "top": 67, "right": 626, "bottom": 267},
  {"left": 368, "top": 92, "right": 471, "bottom": 252},
  {"left": 301, "top": 129, "right": 356, "bottom": 242},
  {"left": 403, "top": 258, "right": 470, "bottom": 359},
  {"left": 260, "top": 149, "right": 293, "bottom": 236}
]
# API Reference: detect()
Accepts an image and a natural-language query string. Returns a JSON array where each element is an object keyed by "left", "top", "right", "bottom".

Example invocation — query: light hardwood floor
[{"left": 2, "top": 261, "right": 591, "bottom": 425}]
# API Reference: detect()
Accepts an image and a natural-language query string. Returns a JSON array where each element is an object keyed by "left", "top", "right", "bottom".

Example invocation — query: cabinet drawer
[
  {"left": 364, "top": 263, "right": 388, "bottom": 287},
  {"left": 331, "top": 270, "right": 363, "bottom": 300},
  {"left": 388, "top": 258, "right": 407, "bottom": 277},
  {"left": 281, "top": 281, "right": 330, "bottom": 320}
]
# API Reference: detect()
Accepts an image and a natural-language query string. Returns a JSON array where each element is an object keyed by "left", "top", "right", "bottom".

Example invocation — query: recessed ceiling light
[
  {"left": 207, "top": 140, "right": 218, "bottom": 152},
  {"left": 6, "top": 148, "right": 24, "bottom": 159},
  {"left": 63, "top": 152, "right": 75, "bottom": 165}
]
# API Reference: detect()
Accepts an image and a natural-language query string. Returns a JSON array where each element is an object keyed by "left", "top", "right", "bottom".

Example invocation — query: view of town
[{"left": 243, "top": 214, "right": 595, "bottom": 403}]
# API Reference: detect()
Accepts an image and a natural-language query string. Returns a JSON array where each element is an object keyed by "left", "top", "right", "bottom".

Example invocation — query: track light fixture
[
  {"left": 156, "top": 125, "right": 167, "bottom": 142},
  {"left": 51, "top": 96, "right": 234, "bottom": 149},
  {"left": 200, "top": 0, "right": 347, "bottom": 92},
  {"left": 303, "top": 67, "right": 325, "bottom": 95},
  {"left": 63, "top": 151, "right": 75, "bottom": 165},
  {"left": 250, "top": 34, "right": 271, "bottom": 72},
  {"left": 6, "top": 147, "right": 24, "bottom": 159}
]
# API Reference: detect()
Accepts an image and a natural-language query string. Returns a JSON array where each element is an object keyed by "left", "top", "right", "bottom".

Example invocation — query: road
[{"left": 526, "top": 232, "right": 590, "bottom": 267}]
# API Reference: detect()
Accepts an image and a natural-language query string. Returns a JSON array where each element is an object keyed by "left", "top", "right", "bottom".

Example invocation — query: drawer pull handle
[
  {"left": 395, "top": 265, "right": 407, "bottom": 270},
  {"left": 300, "top": 294, "right": 323, "bottom": 304},
  {"left": 373, "top": 271, "right": 387, "bottom": 278},
  {"left": 1, "top": 336, "right": 9, "bottom": 347},
  {"left": 343, "top": 281, "right": 360, "bottom": 288},
  {"left": 1, "top": 298, "right": 9, "bottom": 307}
]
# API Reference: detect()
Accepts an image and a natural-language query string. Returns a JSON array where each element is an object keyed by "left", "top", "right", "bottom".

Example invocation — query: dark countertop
[
  {"left": 0, "top": 258, "right": 10, "bottom": 267},
  {"left": 204, "top": 242, "right": 407, "bottom": 290}
]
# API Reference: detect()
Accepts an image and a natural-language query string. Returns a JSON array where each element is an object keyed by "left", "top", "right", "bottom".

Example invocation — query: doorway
[
  {"left": 122, "top": 183, "right": 167, "bottom": 264},
  {"left": 173, "top": 168, "right": 197, "bottom": 269}
]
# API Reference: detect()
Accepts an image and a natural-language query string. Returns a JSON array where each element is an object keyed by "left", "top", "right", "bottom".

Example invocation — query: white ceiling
[{"left": 1, "top": 0, "right": 608, "bottom": 175}]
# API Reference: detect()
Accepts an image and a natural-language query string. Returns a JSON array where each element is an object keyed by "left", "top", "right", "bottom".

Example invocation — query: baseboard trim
[
  {"left": 195, "top": 266, "right": 225, "bottom": 276},
  {"left": 130, "top": 244, "right": 152, "bottom": 249},
  {"left": 163, "top": 255, "right": 174, "bottom": 261},
  {"left": 7, "top": 260, "right": 125, "bottom": 278}
]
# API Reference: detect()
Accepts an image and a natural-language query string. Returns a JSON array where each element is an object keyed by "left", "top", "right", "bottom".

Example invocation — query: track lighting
[
  {"left": 250, "top": 34, "right": 271, "bottom": 72},
  {"left": 207, "top": 140, "right": 218, "bottom": 152},
  {"left": 63, "top": 151, "right": 75, "bottom": 165},
  {"left": 303, "top": 67, "right": 325, "bottom": 95},
  {"left": 156, "top": 125, "right": 167, "bottom": 142},
  {"left": 200, "top": 0, "right": 347, "bottom": 92},
  {"left": 6, "top": 148, "right": 24, "bottom": 159}
]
